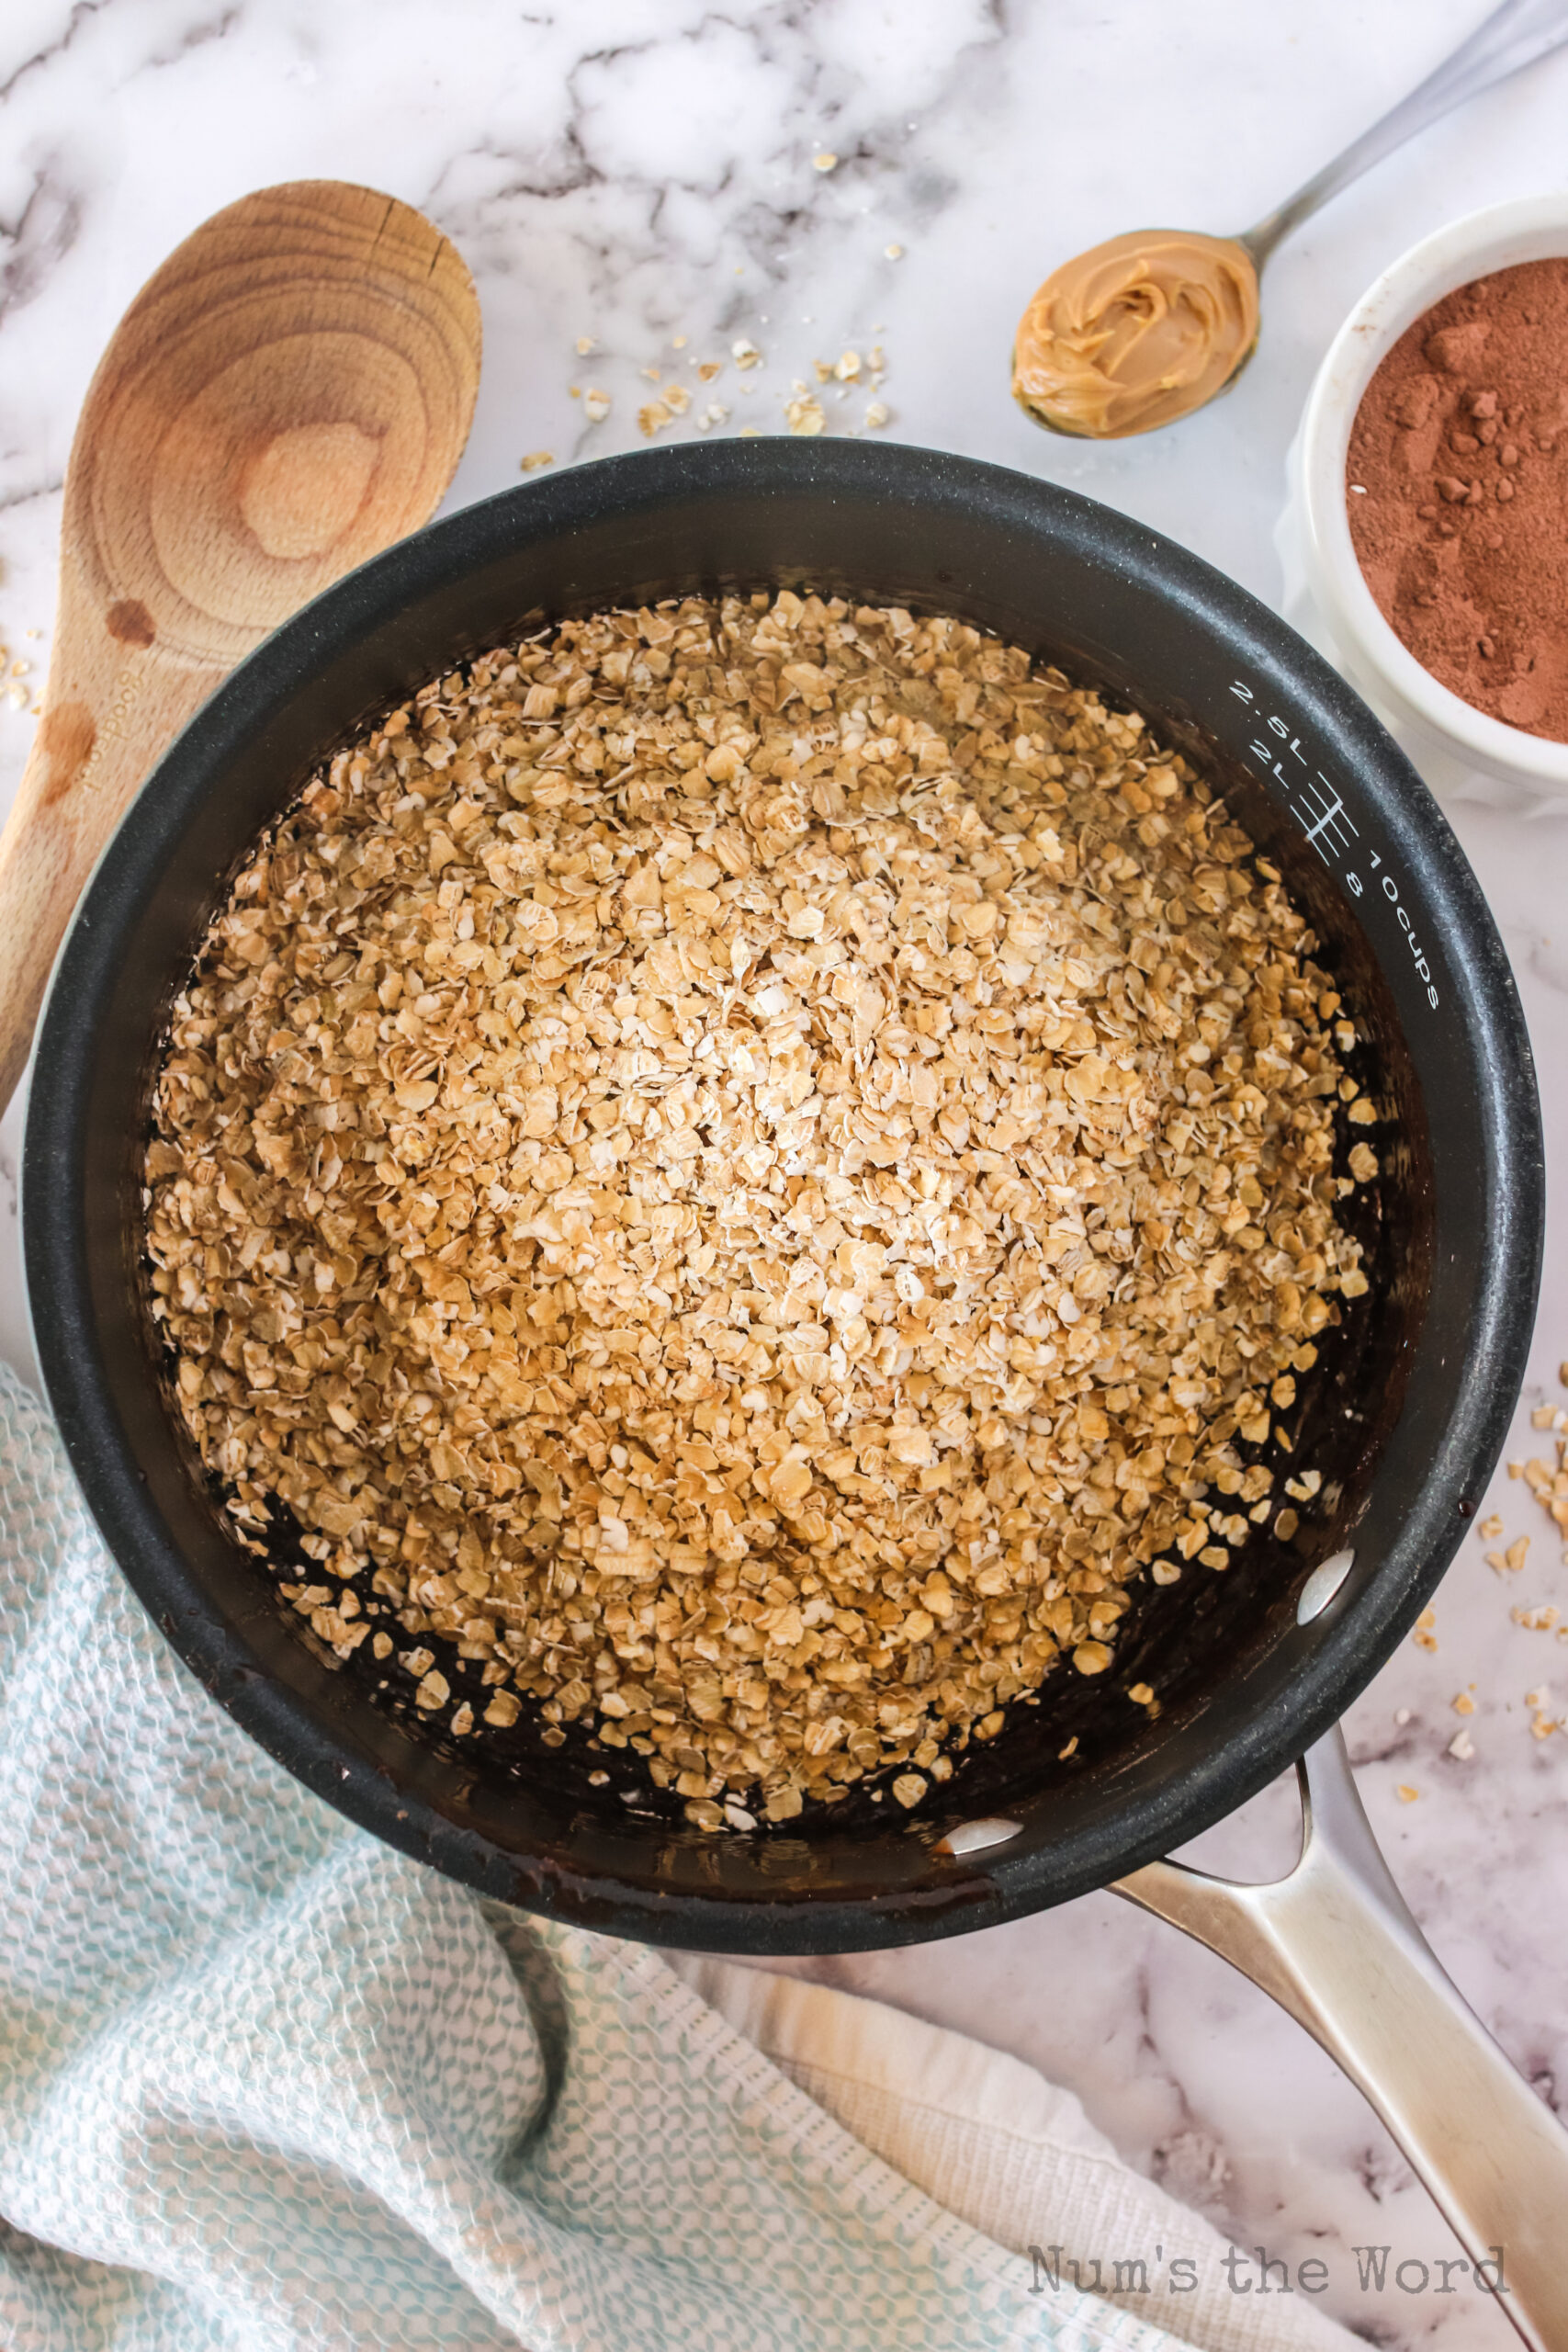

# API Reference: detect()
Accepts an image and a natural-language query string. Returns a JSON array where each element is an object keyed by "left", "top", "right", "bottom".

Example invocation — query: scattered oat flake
[
  {"left": 814, "top": 152, "right": 838, "bottom": 172},
  {"left": 520, "top": 451, "right": 555, "bottom": 474},
  {"left": 1506, "top": 1536, "right": 1529, "bottom": 1570},
  {"left": 1396, "top": 1783, "right": 1419, "bottom": 1802},
  {"left": 1448, "top": 1727, "right": 1475, "bottom": 1761},
  {"left": 696, "top": 402, "right": 729, "bottom": 432},
  {"left": 697, "top": 361, "right": 724, "bottom": 382},
  {"left": 886, "top": 243, "right": 904, "bottom": 260},
  {"left": 1514, "top": 1602, "right": 1560, "bottom": 1631},
  {"left": 664, "top": 383, "right": 692, "bottom": 416},
  {"left": 576, "top": 336, "right": 596, "bottom": 356},
  {"left": 672, "top": 334, "right": 688, "bottom": 350},
  {"left": 864, "top": 401, "right": 890, "bottom": 430},
  {"left": 1525, "top": 1686, "right": 1563, "bottom": 1738},
  {"left": 786, "top": 392, "right": 826, "bottom": 436},
  {"left": 731, "top": 338, "right": 762, "bottom": 368},
  {"left": 1478, "top": 1512, "right": 1504, "bottom": 1540},
  {"left": 583, "top": 389, "right": 612, "bottom": 424},
  {"left": 1452, "top": 1690, "right": 1476, "bottom": 1713},
  {"left": 638, "top": 401, "right": 673, "bottom": 438},
  {"left": 1128, "top": 1681, "right": 1155, "bottom": 1706},
  {"left": 835, "top": 351, "right": 863, "bottom": 382}
]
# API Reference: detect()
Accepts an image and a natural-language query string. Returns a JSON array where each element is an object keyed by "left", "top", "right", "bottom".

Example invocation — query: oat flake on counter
[{"left": 144, "top": 593, "right": 1371, "bottom": 1829}]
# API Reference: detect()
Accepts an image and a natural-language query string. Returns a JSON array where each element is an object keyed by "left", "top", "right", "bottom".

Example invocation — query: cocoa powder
[{"left": 1346, "top": 258, "right": 1568, "bottom": 742}]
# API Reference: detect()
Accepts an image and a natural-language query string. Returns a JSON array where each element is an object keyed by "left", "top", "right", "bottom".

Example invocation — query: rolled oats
[{"left": 144, "top": 592, "right": 1369, "bottom": 1831}]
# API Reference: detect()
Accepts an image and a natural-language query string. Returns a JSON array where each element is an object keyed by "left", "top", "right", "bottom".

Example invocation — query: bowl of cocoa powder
[{"left": 1282, "top": 194, "right": 1568, "bottom": 800}]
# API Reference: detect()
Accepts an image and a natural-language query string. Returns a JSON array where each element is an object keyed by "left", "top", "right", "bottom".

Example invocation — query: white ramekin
[{"left": 1276, "top": 193, "right": 1568, "bottom": 807}]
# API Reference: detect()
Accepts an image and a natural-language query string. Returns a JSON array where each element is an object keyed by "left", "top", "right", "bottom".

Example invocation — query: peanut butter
[{"left": 1012, "top": 230, "right": 1259, "bottom": 439}]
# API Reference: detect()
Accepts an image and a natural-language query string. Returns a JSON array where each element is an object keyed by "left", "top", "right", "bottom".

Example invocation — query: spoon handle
[
  {"left": 0, "top": 179, "right": 480, "bottom": 1119},
  {"left": 0, "top": 572, "right": 221, "bottom": 1111},
  {"left": 1241, "top": 0, "right": 1568, "bottom": 269}
]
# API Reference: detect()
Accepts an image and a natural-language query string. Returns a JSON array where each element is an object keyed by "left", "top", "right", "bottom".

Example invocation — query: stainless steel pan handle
[{"left": 1115, "top": 1726, "right": 1568, "bottom": 2351}]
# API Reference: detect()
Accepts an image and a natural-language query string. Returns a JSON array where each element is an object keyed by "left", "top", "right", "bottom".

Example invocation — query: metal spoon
[
  {"left": 0, "top": 179, "right": 481, "bottom": 1110},
  {"left": 1013, "top": 0, "right": 1568, "bottom": 440}
]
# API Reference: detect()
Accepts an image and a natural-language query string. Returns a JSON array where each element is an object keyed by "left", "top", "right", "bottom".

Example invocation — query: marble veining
[{"left": 4, "top": 4, "right": 1568, "bottom": 2344}]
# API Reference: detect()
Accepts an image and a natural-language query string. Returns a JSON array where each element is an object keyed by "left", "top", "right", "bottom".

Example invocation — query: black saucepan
[{"left": 23, "top": 439, "right": 1541, "bottom": 1955}]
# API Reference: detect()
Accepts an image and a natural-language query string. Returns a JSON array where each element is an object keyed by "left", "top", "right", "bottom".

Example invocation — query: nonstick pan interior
[{"left": 23, "top": 441, "right": 1541, "bottom": 1953}]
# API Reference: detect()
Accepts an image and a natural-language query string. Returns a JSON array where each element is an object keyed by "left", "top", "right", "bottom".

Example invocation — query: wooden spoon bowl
[{"left": 3, "top": 179, "right": 480, "bottom": 1107}]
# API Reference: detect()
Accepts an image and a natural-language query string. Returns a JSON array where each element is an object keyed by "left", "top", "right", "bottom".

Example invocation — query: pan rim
[{"left": 21, "top": 437, "right": 1544, "bottom": 1951}]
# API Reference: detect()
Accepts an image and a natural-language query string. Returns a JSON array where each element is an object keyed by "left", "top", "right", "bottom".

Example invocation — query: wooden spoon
[{"left": 0, "top": 178, "right": 480, "bottom": 1108}]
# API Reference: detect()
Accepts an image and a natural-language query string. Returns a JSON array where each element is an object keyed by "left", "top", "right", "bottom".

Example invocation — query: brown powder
[{"left": 1346, "top": 258, "right": 1568, "bottom": 742}]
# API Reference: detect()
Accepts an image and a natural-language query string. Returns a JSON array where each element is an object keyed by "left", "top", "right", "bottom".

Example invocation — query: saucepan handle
[{"left": 1113, "top": 1726, "right": 1568, "bottom": 2352}]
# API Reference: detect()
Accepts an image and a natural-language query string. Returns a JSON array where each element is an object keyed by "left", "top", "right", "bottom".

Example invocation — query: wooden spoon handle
[
  {"left": 0, "top": 178, "right": 479, "bottom": 1114},
  {"left": 0, "top": 577, "right": 222, "bottom": 1108}
]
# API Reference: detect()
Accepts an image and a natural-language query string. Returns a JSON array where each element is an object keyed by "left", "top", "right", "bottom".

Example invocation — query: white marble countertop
[{"left": 3, "top": 2, "right": 1566, "bottom": 2343}]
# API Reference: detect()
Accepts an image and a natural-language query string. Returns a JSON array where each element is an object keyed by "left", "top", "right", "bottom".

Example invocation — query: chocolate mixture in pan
[{"left": 142, "top": 594, "right": 1371, "bottom": 1829}]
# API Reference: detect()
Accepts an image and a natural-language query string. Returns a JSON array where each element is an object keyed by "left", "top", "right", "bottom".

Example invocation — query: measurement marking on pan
[
  {"left": 1227, "top": 678, "right": 1440, "bottom": 1011},
  {"left": 1291, "top": 772, "right": 1359, "bottom": 865}
]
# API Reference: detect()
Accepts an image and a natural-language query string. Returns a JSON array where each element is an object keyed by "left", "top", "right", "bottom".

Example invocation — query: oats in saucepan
[{"left": 143, "top": 593, "right": 1371, "bottom": 1829}]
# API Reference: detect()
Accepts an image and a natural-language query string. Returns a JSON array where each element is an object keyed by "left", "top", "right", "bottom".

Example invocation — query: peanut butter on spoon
[
  {"left": 1013, "top": 230, "right": 1258, "bottom": 440},
  {"left": 1011, "top": 1, "right": 1568, "bottom": 441}
]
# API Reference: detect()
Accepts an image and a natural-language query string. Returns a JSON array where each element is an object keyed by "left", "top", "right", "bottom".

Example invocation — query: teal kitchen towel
[{"left": 0, "top": 1361, "right": 1328, "bottom": 2352}]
